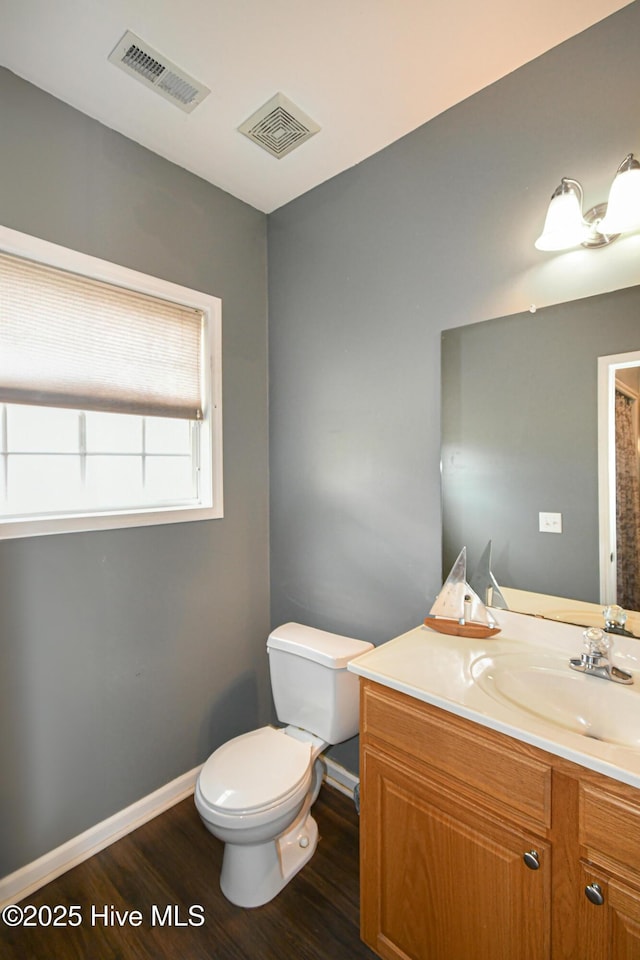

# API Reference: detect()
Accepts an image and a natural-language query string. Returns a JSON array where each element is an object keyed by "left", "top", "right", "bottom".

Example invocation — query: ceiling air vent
[
  {"left": 239, "top": 93, "right": 320, "bottom": 159},
  {"left": 108, "top": 31, "right": 210, "bottom": 113}
]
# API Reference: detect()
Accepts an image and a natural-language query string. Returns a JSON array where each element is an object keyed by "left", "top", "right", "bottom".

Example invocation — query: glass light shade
[
  {"left": 535, "top": 182, "right": 588, "bottom": 251},
  {"left": 597, "top": 157, "right": 640, "bottom": 235}
]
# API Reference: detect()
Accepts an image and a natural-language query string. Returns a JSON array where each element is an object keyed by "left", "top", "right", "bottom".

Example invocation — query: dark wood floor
[{"left": 1, "top": 785, "right": 378, "bottom": 960}]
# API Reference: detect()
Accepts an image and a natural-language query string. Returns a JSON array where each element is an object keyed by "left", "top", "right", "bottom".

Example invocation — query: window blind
[{"left": 0, "top": 252, "right": 204, "bottom": 420}]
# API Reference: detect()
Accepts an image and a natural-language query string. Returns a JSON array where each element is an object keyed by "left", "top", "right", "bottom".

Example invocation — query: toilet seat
[{"left": 197, "top": 726, "right": 312, "bottom": 816}]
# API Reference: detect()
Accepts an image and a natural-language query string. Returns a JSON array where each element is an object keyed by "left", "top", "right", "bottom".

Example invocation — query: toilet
[{"left": 194, "top": 622, "right": 373, "bottom": 908}]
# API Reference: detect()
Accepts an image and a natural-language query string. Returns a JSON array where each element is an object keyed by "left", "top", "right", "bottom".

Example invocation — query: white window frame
[{"left": 0, "top": 225, "right": 223, "bottom": 539}]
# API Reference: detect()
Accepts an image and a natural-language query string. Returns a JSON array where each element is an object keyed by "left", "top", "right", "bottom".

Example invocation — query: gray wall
[
  {"left": 441, "top": 286, "right": 640, "bottom": 603},
  {"left": 268, "top": 2, "right": 640, "bottom": 771},
  {"left": 4, "top": 2, "right": 640, "bottom": 873},
  {"left": 0, "top": 69, "right": 270, "bottom": 876}
]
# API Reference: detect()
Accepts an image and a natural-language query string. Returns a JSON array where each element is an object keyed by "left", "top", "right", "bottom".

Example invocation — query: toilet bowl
[
  {"left": 195, "top": 622, "right": 373, "bottom": 908},
  {"left": 195, "top": 725, "right": 326, "bottom": 907}
]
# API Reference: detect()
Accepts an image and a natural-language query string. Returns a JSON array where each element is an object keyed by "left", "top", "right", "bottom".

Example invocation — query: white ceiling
[{"left": 0, "top": 0, "right": 632, "bottom": 213}]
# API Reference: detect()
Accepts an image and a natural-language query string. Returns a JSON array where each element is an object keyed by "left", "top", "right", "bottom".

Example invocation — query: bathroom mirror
[{"left": 441, "top": 283, "right": 640, "bottom": 630}]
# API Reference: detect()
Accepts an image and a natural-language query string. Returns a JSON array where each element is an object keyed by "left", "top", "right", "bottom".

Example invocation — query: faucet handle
[
  {"left": 571, "top": 626, "right": 633, "bottom": 683},
  {"left": 603, "top": 604, "right": 627, "bottom": 630},
  {"left": 583, "top": 627, "right": 610, "bottom": 659}
]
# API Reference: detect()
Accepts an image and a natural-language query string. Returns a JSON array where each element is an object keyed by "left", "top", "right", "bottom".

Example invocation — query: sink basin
[{"left": 471, "top": 652, "right": 640, "bottom": 747}]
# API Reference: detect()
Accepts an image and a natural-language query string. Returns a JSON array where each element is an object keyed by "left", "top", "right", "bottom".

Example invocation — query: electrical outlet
[{"left": 539, "top": 512, "right": 562, "bottom": 534}]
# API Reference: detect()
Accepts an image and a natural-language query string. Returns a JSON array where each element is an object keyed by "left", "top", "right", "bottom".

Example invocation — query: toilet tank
[{"left": 267, "top": 623, "right": 374, "bottom": 744}]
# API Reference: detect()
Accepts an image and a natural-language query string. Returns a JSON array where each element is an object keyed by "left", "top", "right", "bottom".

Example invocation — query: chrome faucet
[
  {"left": 569, "top": 627, "right": 633, "bottom": 684},
  {"left": 603, "top": 604, "right": 635, "bottom": 638}
]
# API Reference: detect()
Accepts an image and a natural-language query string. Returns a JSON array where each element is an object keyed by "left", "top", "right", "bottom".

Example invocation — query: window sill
[{"left": 0, "top": 503, "right": 223, "bottom": 540}]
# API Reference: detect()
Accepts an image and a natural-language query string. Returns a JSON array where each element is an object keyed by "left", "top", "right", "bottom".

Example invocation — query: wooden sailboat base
[{"left": 424, "top": 616, "right": 501, "bottom": 639}]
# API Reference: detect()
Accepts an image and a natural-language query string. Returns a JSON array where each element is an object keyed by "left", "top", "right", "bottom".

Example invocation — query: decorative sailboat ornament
[
  {"left": 424, "top": 547, "right": 501, "bottom": 639},
  {"left": 469, "top": 539, "right": 508, "bottom": 610}
]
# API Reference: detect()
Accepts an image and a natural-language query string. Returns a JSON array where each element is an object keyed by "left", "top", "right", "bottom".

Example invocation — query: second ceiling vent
[{"left": 239, "top": 93, "right": 320, "bottom": 159}]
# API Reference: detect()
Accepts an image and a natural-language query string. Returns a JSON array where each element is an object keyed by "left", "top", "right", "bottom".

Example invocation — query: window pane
[
  {"left": 7, "top": 405, "right": 79, "bottom": 453},
  {"left": 145, "top": 456, "right": 196, "bottom": 502},
  {"left": 7, "top": 455, "right": 83, "bottom": 515},
  {"left": 85, "top": 410, "right": 143, "bottom": 453},
  {"left": 85, "top": 456, "right": 144, "bottom": 510},
  {"left": 145, "top": 417, "right": 193, "bottom": 455},
  {"left": 0, "top": 403, "right": 208, "bottom": 524}
]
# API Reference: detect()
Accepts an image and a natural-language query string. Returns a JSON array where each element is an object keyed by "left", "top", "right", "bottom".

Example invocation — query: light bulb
[
  {"left": 598, "top": 156, "right": 640, "bottom": 235},
  {"left": 535, "top": 179, "right": 588, "bottom": 251}
]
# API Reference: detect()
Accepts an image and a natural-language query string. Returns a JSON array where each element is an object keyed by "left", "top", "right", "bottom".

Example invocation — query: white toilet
[{"left": 194, "top": 622, "right": 373, "bottom": 908}]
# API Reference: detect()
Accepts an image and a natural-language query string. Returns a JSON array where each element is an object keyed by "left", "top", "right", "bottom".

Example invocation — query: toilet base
[{"left": 220, "top": 812, "right": 319, "bottom": 909}]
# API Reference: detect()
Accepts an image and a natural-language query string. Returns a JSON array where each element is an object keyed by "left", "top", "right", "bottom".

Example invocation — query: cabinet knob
[
  {"left": 585, "top": 883, "right": 605, "bottom": 906},
  {"left": 523, "top": 850, "right": 540, "bottom": 870}
]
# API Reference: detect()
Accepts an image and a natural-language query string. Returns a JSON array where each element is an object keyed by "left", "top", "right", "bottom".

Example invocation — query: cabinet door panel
[
  {"left": 361, "top": 749, "right": 550, "bottom": 960},
  {"left": 578, "top": 864, "right": 640, "bottom": 959}
]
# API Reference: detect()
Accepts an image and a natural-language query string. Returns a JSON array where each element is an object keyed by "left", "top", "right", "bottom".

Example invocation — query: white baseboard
[
  {"left": 1, "top": 756, "right": 359, "bottom": 908},
  {"left": 0, "top": 766, "right": 201, "bottom": 909},
  {"left": 321, "top": 756, "right": 359, "bottom": 799}
]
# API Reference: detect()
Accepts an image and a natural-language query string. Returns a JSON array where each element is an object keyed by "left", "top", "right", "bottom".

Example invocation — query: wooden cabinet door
[
  {"left": 361, "top": 748, "right": 551, "bottom": 960},
  {"left": 578, "top": 864, "right": 640, "bottom": 959}
]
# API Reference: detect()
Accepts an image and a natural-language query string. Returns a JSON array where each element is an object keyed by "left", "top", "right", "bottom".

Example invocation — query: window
[{"left": 0, "top": 225, "right": 223, "bottom": 539}]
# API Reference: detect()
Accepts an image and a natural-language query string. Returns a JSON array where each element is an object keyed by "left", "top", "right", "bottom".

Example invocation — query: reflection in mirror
[
  {"left": 469, "top": 540, "right": 508, "bottom": 610},
  {"left": 500, "top": 587, "right": 640, "bottom": 637},
  {"left": 598, "top": 351, "right": 640, "bottom": 611},
  {"left": 441, "top": 285, "right": 640, "bottom": 633}
]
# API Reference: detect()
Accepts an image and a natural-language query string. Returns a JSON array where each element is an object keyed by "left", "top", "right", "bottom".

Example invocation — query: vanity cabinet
[{"left": 359, "top": 679, "right": 640, "bottom": 960}]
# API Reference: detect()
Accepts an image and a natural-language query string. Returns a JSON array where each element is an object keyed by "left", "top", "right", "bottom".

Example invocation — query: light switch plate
[{"left": 539, "top": 511, "right": 562, "bottom": 533}]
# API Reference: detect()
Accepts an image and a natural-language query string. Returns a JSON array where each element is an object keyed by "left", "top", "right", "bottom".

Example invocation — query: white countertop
[{"left": 348, "top": 609, "right": 640, "bottom": 790}]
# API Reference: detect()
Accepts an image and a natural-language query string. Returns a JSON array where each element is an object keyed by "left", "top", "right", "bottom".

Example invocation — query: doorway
[{"left": 598, "top": 350, "right": 640, "bottom": 607}]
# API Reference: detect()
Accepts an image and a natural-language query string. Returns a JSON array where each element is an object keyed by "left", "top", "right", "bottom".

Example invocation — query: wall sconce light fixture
[{"left": 535, "top": 154, "right": 640, "bottom": 251}]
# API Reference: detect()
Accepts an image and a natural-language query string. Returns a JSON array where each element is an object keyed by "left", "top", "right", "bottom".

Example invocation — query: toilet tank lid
[{"left": 267, "top": 622, "right": 374, "bottom": 669}]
